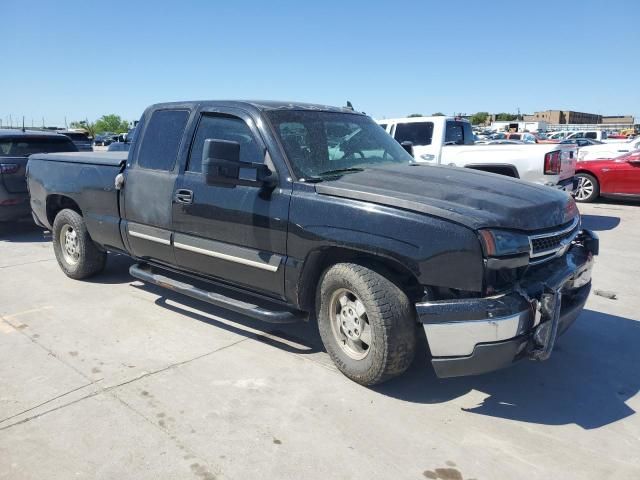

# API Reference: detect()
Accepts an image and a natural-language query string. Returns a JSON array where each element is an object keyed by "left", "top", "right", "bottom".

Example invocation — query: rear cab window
[
  {"left": 137, "top": 110, "right": 190, "bottom": 170},
  {"left": 393, "top": 122, "right": 434, "bottom": 146},
  {"left": 0, "top": 136, "right": 77, "bottom": 156},
  {"left": 445, "top": 121, "right": 474, "bottom": 145}
]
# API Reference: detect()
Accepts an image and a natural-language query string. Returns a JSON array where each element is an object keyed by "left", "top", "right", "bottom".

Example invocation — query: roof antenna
[
  {"left": 345, "top": 101, "right": 354, "bottom": 111},
  {"left": 22, "top": 116, "right": 25, "bottom": 132}
]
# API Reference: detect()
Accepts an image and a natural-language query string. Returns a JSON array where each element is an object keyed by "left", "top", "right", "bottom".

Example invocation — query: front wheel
[
  {"left": 52, "top": 209, "right": 106, "bottom": 279},
  {"left": 317, "top": 263, "right": 417, "bottom": 385},
  {"left": 575, "top": 173, "right": 600, "bottom": 203}
]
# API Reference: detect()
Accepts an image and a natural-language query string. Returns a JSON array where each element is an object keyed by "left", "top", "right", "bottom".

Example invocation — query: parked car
[
  {"left": 574, "top": 150, "right": 640, "bottom": 202},
  {"left": 57, "top": 130, "right": 93, "bottom": 151},
  {"left": 107, "top": 128, "right": 137, "bottom": 152},
  {"left": 0, "top": 129, "right": 77, "bottom": 222},
  {"left": 474, "top": 139, "right": 525, "bottom": 145},
  {"left": 559, "top": 138, "right": 604, "bottom": 147},
  {"left": 504, "top": 132, "right": 539, "bottom": 143},
  {"left": 566, "top": 130, "right": 608, "bottom": 142},
  {"left": 577, "top": 138, "right": 640, "bottom": 161},
  {"left": 379, "top": 116, "right": 577, "bottom": 192},
  {"left": 546, "top": 131, "right": 573, "bottom": 141},
  {"left": 27, "top": 100, "right": 598, "bottom": 386},
  {"left": 93, "top": 133, "right": 115, "bottom": 147}
]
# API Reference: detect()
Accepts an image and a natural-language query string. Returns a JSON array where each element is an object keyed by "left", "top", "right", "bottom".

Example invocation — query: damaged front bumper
[{"left": 416, "top": 229, "right": 599, "bottom": 378}]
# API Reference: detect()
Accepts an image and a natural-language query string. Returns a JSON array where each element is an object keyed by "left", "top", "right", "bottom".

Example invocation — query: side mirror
[
  {"left": 202, "top": 139, "right": 277, "bottom": 189},
  {"left": 400, "top": 141, "right": 414, "bottom": 157}
]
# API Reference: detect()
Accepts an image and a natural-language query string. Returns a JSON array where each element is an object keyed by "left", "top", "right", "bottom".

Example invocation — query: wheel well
[
  {"left": 46, "top": 195, "right": 82, "bottom": 226},
  {"left": 297, "top": 247, "right": 423, "bottom": 315},
  {"left": 575, "top": 169, "right": 597, "bottom": 178},
  {"left": 465, "top": 164, "right": 519, "bottom": 178}
]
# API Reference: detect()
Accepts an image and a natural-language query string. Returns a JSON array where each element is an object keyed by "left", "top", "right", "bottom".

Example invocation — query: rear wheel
[
  {"left": 575, "top": 173, "right": 600, "bottom": 203},
  {"left": 317, "top": 263, "right": 417, "bottom": 385},
  {"left": 52, "top": 209, "right": 106, "bottom": 279}
]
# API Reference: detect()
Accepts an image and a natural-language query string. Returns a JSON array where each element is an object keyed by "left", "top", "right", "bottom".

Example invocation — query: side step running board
[{"left": 129, "top": 263, "right": 303, "bottom": 324}]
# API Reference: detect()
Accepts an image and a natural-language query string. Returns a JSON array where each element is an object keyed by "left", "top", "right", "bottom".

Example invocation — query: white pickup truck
[{"left": 378, "top": 116, "right": 577, "bottom": 192}]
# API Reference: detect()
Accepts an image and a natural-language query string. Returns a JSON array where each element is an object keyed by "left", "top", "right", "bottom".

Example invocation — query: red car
[{"left": 574, "top": 150, "right": 640, "bottom": 202}]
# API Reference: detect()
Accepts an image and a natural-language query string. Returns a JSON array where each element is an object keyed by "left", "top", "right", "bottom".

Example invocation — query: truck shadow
[
  {"left": 93, "top": 258, "right": 637, "bottom": 430},
  {"left": 580, "top": 214, "right": 621, "bottom": 231},
  {"left": 132, "top": 281, "right": 324, "bottom": 356},
  {"left": 374, "top": 309, "right": 639, "bottom": 429},
  {"left": 0, "top": 220, "right": 49, "bottom": 243}
]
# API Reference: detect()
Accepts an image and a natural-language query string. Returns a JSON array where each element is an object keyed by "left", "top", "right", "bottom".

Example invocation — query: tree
[
  {"left": 94, "top": 115, "right": 130, "bottom": 134},
  {"left": 431, "top": 112, "right": 445, "bottom": 116},
  {"left": 470, "top": 112, "right": 489, "bottom": 125},
  {"left": 408, "top": 113, "right": 423, "bottom": 117},
  {"left": 495, "top": 113, "right": 518, "bottom": 121},
  {"left": 69, "top": 120, "right": 96, "bottom": 137}
]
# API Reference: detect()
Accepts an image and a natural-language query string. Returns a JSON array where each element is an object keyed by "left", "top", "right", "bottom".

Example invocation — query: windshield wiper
[{"left": 317, "top": 167, "right": 364, "bottom": 177}]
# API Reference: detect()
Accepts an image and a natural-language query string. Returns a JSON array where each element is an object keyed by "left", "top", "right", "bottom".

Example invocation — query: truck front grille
[{"left": 529, "top": 216, "right": 580, "bottom": 264}]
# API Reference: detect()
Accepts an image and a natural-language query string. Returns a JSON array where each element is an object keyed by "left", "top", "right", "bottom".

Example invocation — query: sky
[{"left": 2, "top": 0, "right": 638, "bottom": 127}]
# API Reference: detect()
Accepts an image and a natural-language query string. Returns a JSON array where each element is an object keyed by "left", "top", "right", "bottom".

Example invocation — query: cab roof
[
  {"left": 0, "top": 128, "right": 69, "bottom": 138},
  {"left": 145, "top": 100, "right": 364, "bottom": 116}
]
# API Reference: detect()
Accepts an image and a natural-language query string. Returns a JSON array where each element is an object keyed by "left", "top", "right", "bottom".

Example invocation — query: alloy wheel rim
[
  {"left": 329, "top": 288, "right": 372, "bottom": 360},
  {"left": 60, "top": 224, "right": 80, "bottom": 265},
  {"left": 576, "top": 177, "right": 594, "bottom": 200}
]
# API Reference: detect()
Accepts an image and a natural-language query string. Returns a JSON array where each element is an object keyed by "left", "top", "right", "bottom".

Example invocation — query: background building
[{"left": 523, "top": 110, "right": 603, "bottom": 124}]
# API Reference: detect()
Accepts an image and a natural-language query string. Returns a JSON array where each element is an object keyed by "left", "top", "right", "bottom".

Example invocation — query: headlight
[{"left": 479, "top": 229, "right": 530, "bottom": 257}]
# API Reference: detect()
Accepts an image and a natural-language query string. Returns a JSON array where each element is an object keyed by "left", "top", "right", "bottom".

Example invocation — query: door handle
[{"left": 175, "top": 189, "right": 193, "bottom": 204}]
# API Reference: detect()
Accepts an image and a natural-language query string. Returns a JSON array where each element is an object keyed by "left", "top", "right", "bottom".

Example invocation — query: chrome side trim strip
[
  {"left": 173, "top": 241, "right": 280, "bottom": 272},
  {"left": 129, "top": 230, "right": 171, "bottom": 245}
]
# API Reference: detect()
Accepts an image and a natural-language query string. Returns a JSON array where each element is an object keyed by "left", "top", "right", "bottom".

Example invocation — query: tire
[
  {"left": 575, "top": 173, "right": 600, "bottom": 203},
  {"left": 317, "top": 263, "right": 417, "bottom": 385},
  {"left": 52, "top": 209, "right": 106, "bottom": 279}
]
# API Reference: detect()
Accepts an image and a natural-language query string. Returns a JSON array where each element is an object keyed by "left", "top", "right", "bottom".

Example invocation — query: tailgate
[
  {"left": 0, "top": 156, "right": 29, "bottom": 193},
  {"left": 557, "top": 146, "right": 577, "bottom": 181}
]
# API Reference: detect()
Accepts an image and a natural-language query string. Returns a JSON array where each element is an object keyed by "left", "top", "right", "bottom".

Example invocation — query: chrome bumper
[{"left": 416, "top": 229, "right": 598, "bottom": 378}]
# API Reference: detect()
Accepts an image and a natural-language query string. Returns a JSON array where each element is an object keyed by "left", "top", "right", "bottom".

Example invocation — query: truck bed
[
  {"left": 29, "top": 151, "right": 127, "bottom": 167},
  {"left": 27, "top": 152, "right": 126, "bottom": 252}
]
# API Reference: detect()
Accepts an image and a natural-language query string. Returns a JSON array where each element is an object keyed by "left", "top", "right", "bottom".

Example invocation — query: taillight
[
  {"left": 0, "top": 163, "right": 19, "bottom": 175},
  {"left": 544, "top": 151, "right": 561, "bottom": 175}
]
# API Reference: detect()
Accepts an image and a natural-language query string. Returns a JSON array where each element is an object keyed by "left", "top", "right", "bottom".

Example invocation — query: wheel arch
[
  {"left": 46, "top": 194, "right": 83, "bottom": 226},
  {"left": 296, "top": 246, "right": 423, "bottom": 315},
  {"left": 464, "top": 164, "right": 519, "bottom": 178}
]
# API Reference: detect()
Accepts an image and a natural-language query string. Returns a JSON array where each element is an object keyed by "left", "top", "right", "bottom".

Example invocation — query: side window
[
  {"left": 510, "top": 133, "right": 521, "bottom": 140},
  {"left": 572, "top": 132, "right": 584, "bottom": 138},
  {"left": 445, "top": 122, "right": 465, "bottom": 145},
  {"left": 393, "top": 122, "right": 433, "bottom": 146},
  {"left": 585, "top": 132, "right": 596, "bottom": 139},
  {"left": 138, "top": 110, "right": 189, "bottom": 171},
  {"left": 188, "top": 114, "right": 262, "bottom": 173}
]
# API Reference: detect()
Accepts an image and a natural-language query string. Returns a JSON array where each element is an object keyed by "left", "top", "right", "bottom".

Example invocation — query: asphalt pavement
[{"left": 1, "top": 201, "right": 638, "bottom": 480}]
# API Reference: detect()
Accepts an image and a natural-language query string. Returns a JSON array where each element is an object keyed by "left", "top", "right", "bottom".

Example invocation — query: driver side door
[{"left": 171, "top": 108, "right": 290, "bottom": 299}]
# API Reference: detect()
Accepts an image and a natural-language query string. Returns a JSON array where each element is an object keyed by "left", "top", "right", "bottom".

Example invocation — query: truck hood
[{"left": 314, "top": 164, "right": 578, "bottom": 231}]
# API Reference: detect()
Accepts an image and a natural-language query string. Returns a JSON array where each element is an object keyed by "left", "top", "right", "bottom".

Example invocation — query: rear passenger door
[
  {"left": 171, "top": 107, "right": 289, "bottom": 299},
  {"left": 122, "top": 108, "right": 191, "bottom": 266}
]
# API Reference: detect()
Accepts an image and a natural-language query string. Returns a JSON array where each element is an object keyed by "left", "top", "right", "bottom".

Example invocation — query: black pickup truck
[{"left": 27, "top": 100, "right": 598, "bottom": 385}]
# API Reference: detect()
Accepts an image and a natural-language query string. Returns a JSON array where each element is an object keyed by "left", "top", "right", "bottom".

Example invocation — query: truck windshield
[{"left": 266, "top": 110, "right": 413, "bottom": 180}]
